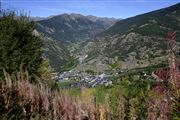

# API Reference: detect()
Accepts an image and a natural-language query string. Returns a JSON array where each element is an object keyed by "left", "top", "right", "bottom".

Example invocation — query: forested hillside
[
  {"left": 36, "top": 13, "right": 117, "bottom": 71},
  {"left": 0, "top": 3, "right": 180, "bottom": 120},
  {"left": 76, "top": 3, "right": 180, "bottom": 72}
]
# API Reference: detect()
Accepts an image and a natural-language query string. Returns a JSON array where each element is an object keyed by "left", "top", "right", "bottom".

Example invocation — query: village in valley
[{"left": 54, "top": 70, "right": 113, "bottom": 89}]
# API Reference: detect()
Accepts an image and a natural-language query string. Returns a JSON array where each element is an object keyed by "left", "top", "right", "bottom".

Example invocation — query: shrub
[{"left": 0, "top": 12, "right": 43, "bottom": 77}]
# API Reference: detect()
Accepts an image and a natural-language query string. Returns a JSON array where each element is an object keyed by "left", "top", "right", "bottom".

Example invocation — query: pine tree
[{"left": 0, "top": 12, "right": 43, "bottom": 77}]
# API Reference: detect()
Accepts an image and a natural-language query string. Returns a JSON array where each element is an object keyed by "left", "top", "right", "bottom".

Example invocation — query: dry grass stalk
[{"left": 0, "top": 70, "right": 109, "bottom": 119}]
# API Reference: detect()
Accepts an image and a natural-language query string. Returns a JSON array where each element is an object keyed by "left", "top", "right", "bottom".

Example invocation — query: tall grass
[
  {"left": 0, "top": 69, "right": 179, "bottom": 119},
  {"left": 0, "top": 70, "right": 110, "bottom": 120}
]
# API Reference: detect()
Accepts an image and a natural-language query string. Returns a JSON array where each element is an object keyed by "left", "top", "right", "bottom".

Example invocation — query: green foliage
[
  {"left": 37, "top": 60, "right": 52, "bottom": 83},
  {"left": 108, "top": 88, "right": 123, "bottom": 119},
  {"left": 133, "top": 24, "right": 166, "bottom": 37},
  {"left": 58, "top": 58, "right": 78, "bottom": 73},
  {"left": 0, "top": 13, "right": 43, "bottom": 75},
  {"left": 110, "top": 61, "right": 122, "bottom": 70},
  {"left": 94, "top": 86, "right": 108, "bottom": 103},
  {"left": 67, "top": 87, "right": 81, "bottom": 96},
  {"left": 85, "top": 69, "right": 96, "bottom": 75},
  {"left": 58, "top": 80, "right": 76, "bottom": 87}
]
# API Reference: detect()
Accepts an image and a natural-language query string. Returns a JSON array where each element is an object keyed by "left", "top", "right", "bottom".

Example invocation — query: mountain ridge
[
  {"left": 37, "top": 13, "right": 118, "bottom": 43},
  {"left": 36, "top": 13, "right": 118, "bottom": 71},
  {"left": 75, "top": 3, "right": 180, "bottom": 72},
  {"left": 36, "top": 3, "right": 180, "bottom": 72},
  {"left": 100, "top": 3, "right": 180, "bottom": 36}
]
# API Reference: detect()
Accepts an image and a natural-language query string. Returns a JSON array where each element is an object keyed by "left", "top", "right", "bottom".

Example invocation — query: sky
[{"left": 1, "top": 0, "right": 180, "bottom": 18}]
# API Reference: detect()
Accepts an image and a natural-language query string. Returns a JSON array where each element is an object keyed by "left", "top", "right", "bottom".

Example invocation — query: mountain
[
  {"left": 37, "top": 13, "right": 118, "bottom": 43},
  {"left": 101, "top": 3, "right": 180, "bottom": 37},
  {"left": 36, "top": 13, "right": 118, "bottom": 71},
  {"left": 30, "top": 16, "right": 45, "bottom": 21},
  {"left": 86, "top": 15, "right": 119, "bottom": 28},
  {"left": 42, "top": 36, "right": 78, "bottom": 72},
  {"left": 75, "top": 3, "right": 180, "bottom": 72}
]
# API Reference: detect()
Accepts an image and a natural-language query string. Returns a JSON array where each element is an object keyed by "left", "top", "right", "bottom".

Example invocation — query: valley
[
  {"left": 1, "top": 1, "right": 180, "bottom": 119},
  {"left": 36, "top": 3, "right": 180, "bottom": 75},
  {"left": 34, "top": 3, "right": 180, "bottom": 93}
]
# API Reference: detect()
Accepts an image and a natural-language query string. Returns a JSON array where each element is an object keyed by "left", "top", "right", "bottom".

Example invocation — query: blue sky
[{"left": 2, "top": 0, "right": 180, "bottom": 18}]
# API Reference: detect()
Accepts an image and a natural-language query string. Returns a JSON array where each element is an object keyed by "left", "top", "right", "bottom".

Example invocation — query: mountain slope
[
  {"left": 77, "top": 3, "right": 180, "bottom": 72},
  {"left": 100, "top": 3, "right": 180, "bottom": 37},
  {"left": 37, "top": 13, "right": 117, "bottom": 43},
  {"left": 36, "top": 14, "right": 118, "bottom": 71},
  {"left": 42, "top": 37, "right": 78, "bottom": 72}
]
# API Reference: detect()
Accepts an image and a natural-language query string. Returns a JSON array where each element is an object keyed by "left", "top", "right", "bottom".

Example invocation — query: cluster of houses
[{"left": 55, "top": 71, "right": 112, "bottom": 89}]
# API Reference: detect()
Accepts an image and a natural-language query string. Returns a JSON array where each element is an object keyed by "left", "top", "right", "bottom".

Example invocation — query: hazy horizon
[{"left": 1, "top": 0, "right": 180, "bottom": 19}]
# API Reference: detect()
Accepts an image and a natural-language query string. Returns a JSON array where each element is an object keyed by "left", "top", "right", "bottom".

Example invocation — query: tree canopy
[{"left": 0, "top": 13, "right": 43, "bottom": 76}]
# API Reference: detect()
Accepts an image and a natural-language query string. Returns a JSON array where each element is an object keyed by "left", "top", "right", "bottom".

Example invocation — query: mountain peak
[{"left": 37, "top": 13, "right": 118, "bottom": 42}]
